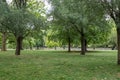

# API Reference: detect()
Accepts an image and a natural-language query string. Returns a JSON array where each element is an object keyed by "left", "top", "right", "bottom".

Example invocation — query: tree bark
[
  {"left": 20, "top": 42, "right": 23, "bottom": 50},
  {"left": 68, "top": 37, "right": 71, "bottom": 52},
  {"left": 15, "top": 36, "right": 23, "bottom": 55},
  {"left": 85, "top": 39, "right": 87, "bottom": 52},
  {"left": 117, "top": 27, "right": 120, "bottom": 65},
  {"left": 1, "top": 32, "right": 7, "bottom": 51},
  {"left": 81, "top": 27, "right": 86, "bottom": 55},
  {"left": 54, "top": 46, "right": 57, "bottom": 50}
]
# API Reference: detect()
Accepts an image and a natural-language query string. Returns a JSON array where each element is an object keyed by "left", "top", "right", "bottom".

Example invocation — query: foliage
[
  {"left": 4, "top": 9, "right": 40, "bottom": 38},
  {"left": 0, "top": 0, "right": 46, "bottom": 54},
  {"left": 23, "top": 37, "right": 35, "bottom": 49},
  {"left": 47, "top": 21, "right": 80, "bottom": 46},
  {"left": 0, "top": 1, "right": 9, "bottom": 32},
  {"left": 99, "top": 0, "right": 120, "bottom": 25},
  {"left": 49, "top": 0, "right": 112, "bottom": 48},
  {"left": 46, "top": 40, "right": 59, "bottom": 48}
]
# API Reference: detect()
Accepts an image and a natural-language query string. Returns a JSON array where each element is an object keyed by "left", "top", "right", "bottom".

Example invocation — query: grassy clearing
[{"left": 0, "top": 50, "right": 120, "bottom": 80}]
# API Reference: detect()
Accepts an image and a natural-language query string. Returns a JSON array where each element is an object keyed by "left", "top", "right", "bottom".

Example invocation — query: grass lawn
[{"left": 0, "top": 50, "right": 120, "bottom": 80}]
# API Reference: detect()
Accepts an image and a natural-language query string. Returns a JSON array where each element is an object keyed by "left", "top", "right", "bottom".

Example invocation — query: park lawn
[{"left": 0, "top": 50, "right": 120, "bottom": 80}]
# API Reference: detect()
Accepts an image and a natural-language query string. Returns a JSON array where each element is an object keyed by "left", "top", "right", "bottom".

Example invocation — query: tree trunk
[
  {"left": 111, "top": 43, "right": 116, "bottom": 50},
  {"left": 36, "top": 46, "right": 39, "bottom": 50},
  {"left": 54, "top": 46, "right": 57, "bottom": 50},
  {"left": 1, "top": 32, "right": 7, "bottom": 51},
  {"left": 68, "top": 37, "right": 71, "bottom": 52},
  {"left": 85, "top": 39, "right": 87, "bottom": 52},
  {"left": 117, "top": 27, "right": 120, "bottom": 65},
  {"left": 81, "top": 27, "right": 86, "bottom": 55},
  {"left": 29, "top": 41, "right": 32, "bottom": 50},
  {"left": 15, "top": 36, "right": 23, "bottom": 55},
  {"left": 20, "top": 42, "right": 23, "bottom": 50}
]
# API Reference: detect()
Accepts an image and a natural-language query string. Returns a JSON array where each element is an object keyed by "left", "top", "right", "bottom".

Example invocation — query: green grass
[{"left": 0, "top": 50, "right": 120, "bottom": 80}]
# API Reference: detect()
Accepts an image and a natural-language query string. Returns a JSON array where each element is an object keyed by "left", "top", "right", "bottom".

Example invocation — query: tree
[
  {"left": 98, "top": 0, "right": 120, "bottom": 64},
  {"left": 49, "top": 0, "right": 110, "bottom": 55},
  {"left": 48, "top": 25, "right": 73, "bottom": 52},
  {"left": 47, "top": 17, "right": 80, "bottom": 52},
  {"left": 2, "top": 0, "right": 45, "bottom": 55},
  {"left": 0, "top": 0, "right": 9, "bottom": 51},
  {"left": 5, "top": 10, "right": 34, "bottom": 55},
  {"left": 49, "top": 0, "right": 87, "bottom": 54},
  {"left": 1, "top": 32, "right": 7, "bottom": 51}
]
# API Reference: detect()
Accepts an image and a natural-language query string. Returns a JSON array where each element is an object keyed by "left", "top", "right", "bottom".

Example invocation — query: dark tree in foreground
[
  {"left": 13, "top": 0, "right": 27, "bottom": 55},
  {"left": 5, "top": 10, "right": 33, "bottom": 55},
  {"left": 99, "top": 0, "right": 120, "bottom": 65}
]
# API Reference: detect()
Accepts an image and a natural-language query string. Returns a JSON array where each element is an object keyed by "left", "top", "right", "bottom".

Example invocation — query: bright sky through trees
[
  {"left": 6, "top": 0, "right": 12, "bottom": 4},
  {"left": 6, "top": 0, "right": 51, "bottom": 11}
]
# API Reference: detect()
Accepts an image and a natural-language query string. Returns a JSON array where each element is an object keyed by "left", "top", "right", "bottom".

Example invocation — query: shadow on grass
[{"left": 64, "top": 50, "right": 116, "bottom": 53}]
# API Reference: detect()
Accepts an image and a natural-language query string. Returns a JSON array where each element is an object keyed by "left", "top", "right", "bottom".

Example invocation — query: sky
[
  {"left": 6, "top": 0, "right": 12, "bottom": 4},
  {"left": 6, "top": 0, "right": 51, "bottom": 8},
  {"left": 6, "top": 0, "right": 52, "bottom": 12}
]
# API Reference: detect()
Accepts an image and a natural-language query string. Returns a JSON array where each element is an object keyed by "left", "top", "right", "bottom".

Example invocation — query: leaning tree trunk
[
  {"left": 81, "top": 27, "right": 86, "bottom": 55},
  {"left": 1, "top": 32, "right": 7, "bottom": 51},
  {"left": 68, "top": 37, "right": 71, "bottom": 52},
  {"left": 85, "top": 39, "right": 87, "bottom": 52},
  {"left": 15, "top": 36, "right": 23, "bottom": 55},
  {"left": 117, "top": 27, "right": 120, "bottom": 65}
]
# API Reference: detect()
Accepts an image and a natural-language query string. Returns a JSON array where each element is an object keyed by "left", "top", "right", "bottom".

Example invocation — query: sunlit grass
[{"left": 0, "top": 50, "right": 119, "bottom": 80}]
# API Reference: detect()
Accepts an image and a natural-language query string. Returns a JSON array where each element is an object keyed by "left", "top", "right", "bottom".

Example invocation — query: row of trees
[
  {"left": 48, "top": 0, "right": 111, "bottom": 54},
  {"left": 0, "top": 0, "right": 45, "bottom": 55},
  {"left": 0, "top": 0, "right": 120, "bottom": 64},
  {"left": 48, "top": 0, "right": 120, "bottom": 64}
]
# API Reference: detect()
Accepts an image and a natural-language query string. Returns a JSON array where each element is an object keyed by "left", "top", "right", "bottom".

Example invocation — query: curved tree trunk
[
  {"left": 81, "top": 27, "right": 86, "bottom": 55},
  {"left": 1, "top": 32, "right": 7, "bottom": 51},
  {"left": 15, "top": 36, "right": 23, "bottom": 55},
  {"left": 117, "top": 27, "right": 120, "bottom": 65},
  {"left": 85, "top": 39, "right": 87, "bottom": 52}
]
